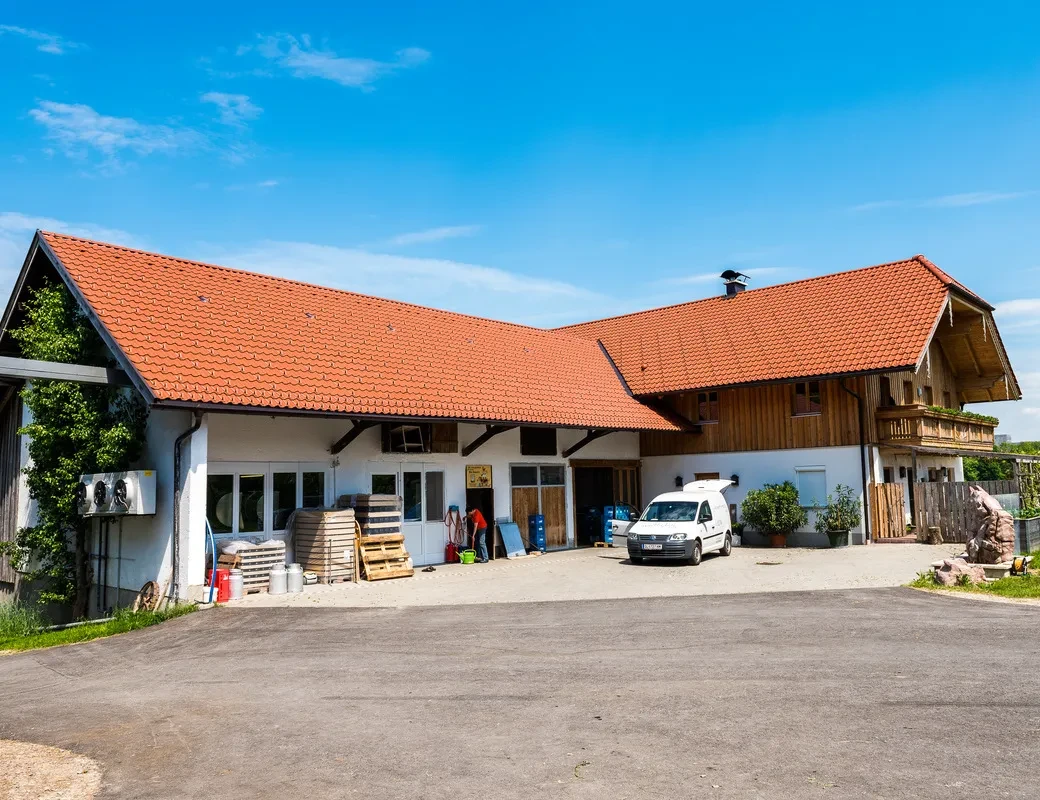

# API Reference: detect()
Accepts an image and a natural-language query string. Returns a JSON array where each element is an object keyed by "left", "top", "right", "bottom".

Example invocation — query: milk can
[
  {"left": 286, "top": 563, "right": 304, "bottom": 594},
  {"left": 268, "top": 563, "right": 288, "bottom": 595},
  {"left": 228, "top": 568, "right": 244, "bottom": 600}
]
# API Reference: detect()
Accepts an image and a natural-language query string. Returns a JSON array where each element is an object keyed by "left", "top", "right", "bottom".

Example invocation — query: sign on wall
[{"left": 466, "top": 464, "right": 493, "bottom": 489}]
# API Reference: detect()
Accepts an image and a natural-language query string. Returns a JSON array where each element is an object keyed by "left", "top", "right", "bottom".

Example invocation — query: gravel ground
[
  {"left": 237, "top": 541, "right": 962, "bottom": 608},
  {"left": 0, "top": 740, "right": 101, "bottom": 799}
]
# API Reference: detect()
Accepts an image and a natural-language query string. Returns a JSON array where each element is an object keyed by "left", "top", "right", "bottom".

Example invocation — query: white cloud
[
  {"left": 0, "top": 211, "right": 143, "bottom": 295},
  {"left": 972, "top": 370, "right": 1040, "bottom": 441},
  {"left": 28, "top": 101, "right": 203, "bottom": 171},
  {"left": 0, "top": 24, "right": 82, "bottom": 55},
  {"left": 851, "top": 191, "right": 1034, "bottom": 213},
  {"left": 204, "top": 240, "right": 601, "bottom": 325},
  {"left": 995, "top": 298, "right": 1040, "bottom": 317},
  {"left": 386, "top": 225, "right": 481, "bottom": 247},
  {"left": 250, "top": 34, "right": 430, "bottom": 89},
  {"left": 200, "top": 92, "right": 262, "bottom": 126},
  {"left": 225, "top": 179, "right": 279, "bottom": 191}
]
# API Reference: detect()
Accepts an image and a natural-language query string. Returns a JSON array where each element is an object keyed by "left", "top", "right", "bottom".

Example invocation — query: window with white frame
[
  {"left": 207, "top": 462, "right": 330, "bottom": 538},
  {"left": 795, "top": 467, "right": 827, "bottom": 508}
]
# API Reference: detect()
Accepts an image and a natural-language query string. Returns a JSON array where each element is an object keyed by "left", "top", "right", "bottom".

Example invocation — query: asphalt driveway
[{"left": 1, "top": 589, "right": 1037, "bottom": 799}]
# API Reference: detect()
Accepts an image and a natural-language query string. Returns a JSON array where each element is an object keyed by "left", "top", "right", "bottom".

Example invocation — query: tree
[{"left": 0, "top": 282, "right": 147, "bottom": 617}]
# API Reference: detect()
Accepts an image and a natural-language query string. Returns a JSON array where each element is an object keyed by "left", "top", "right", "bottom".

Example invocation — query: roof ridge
[
  {"left": 39, "top": 230, "right": 586, "bottom": 340},
  {"left": 556, "top": 255, "right": 936, "bottom": 331}
]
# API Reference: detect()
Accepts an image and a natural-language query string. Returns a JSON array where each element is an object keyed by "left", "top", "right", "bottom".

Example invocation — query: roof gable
[
  {"left": 36, "top": 232, "right": 678, "bottom": 431},
  {"left": 559, "top": 256, "right": 966, "bottom": 395}
]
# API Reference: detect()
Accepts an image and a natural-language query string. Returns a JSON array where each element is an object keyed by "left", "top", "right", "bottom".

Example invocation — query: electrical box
[{"left": 77, "top": 470, "right": 157, "bottom": 516}]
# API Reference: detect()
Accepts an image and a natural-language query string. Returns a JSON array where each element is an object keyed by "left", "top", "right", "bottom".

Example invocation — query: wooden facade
[
  {"left": 640, "top": 330, "right": 1006, "bottom": 458},
  {"left": 641, "top": 378, "right": 866, "bottom": 457}
]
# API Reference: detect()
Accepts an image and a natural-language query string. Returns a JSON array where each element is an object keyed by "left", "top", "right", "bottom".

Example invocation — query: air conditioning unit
[{"left": 77, "top": 470, "right": 157, "bottom": 516}]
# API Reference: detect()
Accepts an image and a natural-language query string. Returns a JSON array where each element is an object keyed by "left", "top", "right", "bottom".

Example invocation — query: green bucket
[{"left": 460, "top": 549, "right": 476, "bottom": 565}]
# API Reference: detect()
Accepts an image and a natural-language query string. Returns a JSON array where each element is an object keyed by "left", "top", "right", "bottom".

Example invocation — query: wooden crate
[
  {"left": 358, "top": 533, "right": 413, "bottom": 581},
  {"left": 346, "top": 494, "right": 404, "bottom": 537},
  {"left": 217, "top": 542, "right": 286, "bottom": 593},
  {"left": 291, "top": 508, "right": 358, "bottom": 583}
]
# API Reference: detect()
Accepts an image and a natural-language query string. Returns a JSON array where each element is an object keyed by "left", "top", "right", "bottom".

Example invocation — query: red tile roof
[
  {"left": 559, "top": 256, "right": 970, "bottom": 396},
  {"left": 38, "top": 232, "right": 679, "bottom": 431}
]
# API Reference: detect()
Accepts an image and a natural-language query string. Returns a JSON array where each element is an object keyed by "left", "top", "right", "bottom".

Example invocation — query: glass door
[{"left": 367, "top": 463, "right": 446, "bottom": 566}]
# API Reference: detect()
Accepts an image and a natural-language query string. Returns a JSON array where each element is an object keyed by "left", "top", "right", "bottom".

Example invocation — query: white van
[{"left": 626, "top": 480, "right": 734, "bottom": 566}]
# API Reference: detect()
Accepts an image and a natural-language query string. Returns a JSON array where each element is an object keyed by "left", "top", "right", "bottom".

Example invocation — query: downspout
[
  {"left": 840, "top": 378, "right": 871, "bottom": 543},
  {"left": 172, "top": 410, "right": 203, "bottom": 600}
]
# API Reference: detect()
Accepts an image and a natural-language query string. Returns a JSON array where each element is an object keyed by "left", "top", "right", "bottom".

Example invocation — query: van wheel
[
  {"left": 689, "top": 540, "right": 702, "bottom": 566},
  {"left": 721, "top": 533, "right": 732, "bottom": 557}
]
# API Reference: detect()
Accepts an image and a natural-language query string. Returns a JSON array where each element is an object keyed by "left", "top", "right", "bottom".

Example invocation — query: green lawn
[
  {"left": 910, "top": 550, "right": 1040, "bottom": 599},
  {"left": 0, "top": 603, "right": 197, "bottom": 653}
]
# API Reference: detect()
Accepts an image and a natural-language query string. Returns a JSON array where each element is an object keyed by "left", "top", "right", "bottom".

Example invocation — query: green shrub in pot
[
  {"left": 813, "top": 484, "right": 862, "bottom": 547},
  {"left": 740, "top": 481, "right": 808, "bottom": 548}
]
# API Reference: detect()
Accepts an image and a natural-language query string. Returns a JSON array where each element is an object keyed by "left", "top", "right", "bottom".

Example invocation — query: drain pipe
[
  {"left": 172, "top": 410, "right": 203, "bottom": 601},
  {"left": 840, "top": 378, "right": 871, "bottom": 542}
]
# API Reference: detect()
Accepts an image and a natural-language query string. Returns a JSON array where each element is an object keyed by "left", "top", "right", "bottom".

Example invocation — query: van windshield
[{"left": 641, "top": 501, "right": 701, "bottom": 522}]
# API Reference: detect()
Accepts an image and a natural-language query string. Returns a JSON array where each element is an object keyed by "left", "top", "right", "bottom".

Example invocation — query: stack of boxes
[{"left": 528, "top": 513, "right": 547, "bottom": 552}]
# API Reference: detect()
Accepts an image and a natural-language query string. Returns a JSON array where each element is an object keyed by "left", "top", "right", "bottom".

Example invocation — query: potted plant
[
  {"left": 813, "top": 484, "right": 862, "bottom": 548},
  {"left": 740, "top": 481, "right": 808, "bottom": 548}
]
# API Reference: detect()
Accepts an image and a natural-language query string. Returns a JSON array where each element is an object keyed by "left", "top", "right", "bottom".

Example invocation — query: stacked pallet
[
  {"left": 217, "top": 541, "right": 286, "bottom": 594},
  {"left": 291, "top": 508, "right": 357, "bottom": 584},
  {"left": 348, "top": 494, "right": 404, "bottom": 537},
  {"left": 358, "top": 534, "right": 414, "bottom": 581}
]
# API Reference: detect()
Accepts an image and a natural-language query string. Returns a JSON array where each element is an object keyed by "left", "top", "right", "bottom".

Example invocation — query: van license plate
[{"left": 642, "top": 543, "right": 663, "bottom": 550}]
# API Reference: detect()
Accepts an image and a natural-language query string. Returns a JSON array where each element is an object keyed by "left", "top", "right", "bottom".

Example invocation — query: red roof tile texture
[
  {"left": 40, "top": 232, "right": 679, "bottom": 431},
  {"left": 560, "top": 256, "right": 967, "bottom": 396}
]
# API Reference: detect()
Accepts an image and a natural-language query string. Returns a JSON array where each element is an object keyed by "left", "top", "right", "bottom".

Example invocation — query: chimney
[{"left": 720, "top": 269, "right": 749, "bottom": 297}]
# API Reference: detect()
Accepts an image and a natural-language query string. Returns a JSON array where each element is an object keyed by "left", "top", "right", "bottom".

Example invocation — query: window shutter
[{"left": 430, "top": 422, "right": 459, "bottom": 454}]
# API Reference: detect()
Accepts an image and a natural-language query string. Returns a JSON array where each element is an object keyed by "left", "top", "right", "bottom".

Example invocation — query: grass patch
[
  {"left": 909, "top": 563, "right": 1040, "bottom": 599},
  {"left": 0, "top": 603, "right": 197, "bottom": 653}
]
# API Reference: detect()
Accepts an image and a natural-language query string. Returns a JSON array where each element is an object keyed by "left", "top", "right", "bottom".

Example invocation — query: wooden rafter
[
  {"left": 461, "top": 424, "right": 517, "bottom": 457},
  {"left": 561, "top": 430, "right": 612, "bottom": 458},
  {"left": 330, "top": 419, "right": 378, "bottom": 455},
  {"left": 961, "top": 334, "right": 983, "bottom": 376}
]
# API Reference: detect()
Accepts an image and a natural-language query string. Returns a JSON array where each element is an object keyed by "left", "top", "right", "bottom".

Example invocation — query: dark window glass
[
  {"left": 403, "top": 471, "right": 422, "bottom": 521},
  {"left": 272, "top": 472, "right": 297, "bottom": 529},
  {"left": 511, "top": 465, "right": 538, "bottom": 486},
  {"left": 879, "top": 377, "right": 893, "bottom": 407},
  {"left": 302, "top": 471, "right": 325, "bottom": 508},
  {"left": 206, "top": 474, "right": 234, "bottom": 534},
  {"left": 903, "top": 381, "right": 914, "bottom": 404},
  {"left": 425, "top": 471, "right": 444, "bottom": 522},
  {"left": 697, "top": 391, "right": 719, "bottom": 421},
  {"left": 238, "top": 473, "right": 264, "bottom": 533},
  {"left": 372, "top": 473, "right": 397, "bottom": 495},
  {"left": 698, "top": 502, "right": 713, "bottom": 522},
  {"left": 793, "top": 381, "right": 822, "bottom": 415},
  {"left": 539, "top": 465, "right": 565, "bottom": 486},
  {"left": 641, "top": 501, "right": 699, "bottom": 522},
  {"left": 923, "top": 385, "right": 934, "bottom": 406},
  {"left": 520, "top": 427, "right": 557, "bottom": 456}
]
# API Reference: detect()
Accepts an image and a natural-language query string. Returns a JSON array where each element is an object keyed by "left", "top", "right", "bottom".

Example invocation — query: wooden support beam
[
  {"left": 330, "top": 419, "right": 378, "bottom": 455},
  {"left": 961, "top": 334, "right": 983, "bottom": 376},
  {"left": 461, "top": 424, "right": 517, "bottom": 457},
  {"left": 562, "top": 430, "right": 611, "bottom": 458},
  {"left": 0, "top": 355, "right": 131, "bottom": 386},
  {"left": 954, "top": 375, "right": 1004, "bottom": 391}
]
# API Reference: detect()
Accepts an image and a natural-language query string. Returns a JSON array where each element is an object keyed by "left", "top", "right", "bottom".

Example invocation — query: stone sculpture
[{"left": 966, "top": 485, "right": 1015, "bottom": 565}]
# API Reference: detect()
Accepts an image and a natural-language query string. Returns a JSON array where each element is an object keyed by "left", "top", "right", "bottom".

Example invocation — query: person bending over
[{"left": 466, "top": 506, "right": 489, "bottom": 563}]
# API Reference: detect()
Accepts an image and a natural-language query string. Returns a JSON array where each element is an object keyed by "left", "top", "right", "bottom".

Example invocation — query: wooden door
[
  {"left": 613, "top": 466, "right": 641, "bottom": 510},
  {"left": 541, "top": 486, "right": 567, "bottom": 549},
  {"left": 870, "top": 483, "right": 906, "bottom": 539},
  {"left": 511, "top": 486, "right": 540, "bottom": 542}
]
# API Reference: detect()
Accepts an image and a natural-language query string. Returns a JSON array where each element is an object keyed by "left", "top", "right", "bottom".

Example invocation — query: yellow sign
[{"left": 466, "top": 464, "right": 492, "bottom": 489}]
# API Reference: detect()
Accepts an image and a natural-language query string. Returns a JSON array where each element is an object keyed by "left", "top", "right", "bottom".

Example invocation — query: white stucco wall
[
  {"left": 204, "top": 413, "right": 640, "bottom": 569},
  {"left": 874, "top": 447, "right": 965, "bottom": 524},
  {"left": 642, "top": 446, "right": 868, "bottom": 542}
]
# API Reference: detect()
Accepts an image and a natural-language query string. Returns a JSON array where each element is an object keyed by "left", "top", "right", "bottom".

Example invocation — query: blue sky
[{"left": 1, "top": 2, "right": 1039, "bottom": 436}]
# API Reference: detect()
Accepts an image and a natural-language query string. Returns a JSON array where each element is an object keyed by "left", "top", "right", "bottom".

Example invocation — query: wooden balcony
[{"left": 875, "top": 405, "right": 997, "bottom": 452}]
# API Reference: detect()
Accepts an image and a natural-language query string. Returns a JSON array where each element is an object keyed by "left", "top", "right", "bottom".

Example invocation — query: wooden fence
[
  {"left": 870, "top": 483, "right": 907, "bottom": 539},
  {"left": 912, "top": 480, "right": 1019, "bottom": 543}
]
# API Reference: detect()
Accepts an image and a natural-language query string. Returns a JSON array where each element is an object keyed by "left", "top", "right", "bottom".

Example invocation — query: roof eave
[{"left": 631, "top": 365, "right": 919, "bottom": 398}]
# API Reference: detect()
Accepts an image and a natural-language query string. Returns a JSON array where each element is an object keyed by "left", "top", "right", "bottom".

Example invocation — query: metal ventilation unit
[{"left": 77, "top": 470, "right": 157, "bottom": 516}]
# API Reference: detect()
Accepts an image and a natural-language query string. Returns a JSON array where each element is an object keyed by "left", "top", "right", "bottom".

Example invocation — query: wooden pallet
[
  {"left": 348, "top": 494, "right": 405, "bottom": 537},
  {"left": 292, "top": 508, "right": 358, "bottom": 583},
  {"left": 217, "top": 542, "right": 286, "bottom": 593},
  {"left": 358, "top": 533, "right": 413, "bottom": 581}
]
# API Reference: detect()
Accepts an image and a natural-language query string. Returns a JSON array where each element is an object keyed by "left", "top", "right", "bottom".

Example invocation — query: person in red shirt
[{"left": 466, "top": 506, "right": 489, "bottom": 563}]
